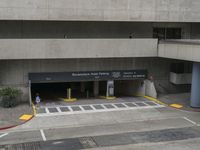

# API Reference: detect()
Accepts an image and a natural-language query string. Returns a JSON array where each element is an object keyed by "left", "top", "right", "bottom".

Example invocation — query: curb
[
  {"left": 144, "top": 96, "right": 167, "bottom": 106},
  {"left": 0, "top": 104, "right": 35, "bottom": 131},
  {"left": 143, "top": 95, "right": 200, "bottom": 112}
]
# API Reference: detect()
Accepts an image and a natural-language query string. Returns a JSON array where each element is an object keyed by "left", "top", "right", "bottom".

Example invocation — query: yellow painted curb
[
  {"left": 32, "top": 103, "right": 36, "bottom": 116},
  {"left": 170, "top": 104, "right": 183, "bottom": 109},
  {"left": 19, "top": 114, "right": 33, "bottom": 121},
  {"left": 62, "top": 98, "right": 77, "bottom": 102},
  {"left": 144, "top": 96, "right": 167, "bottom": 106},
  {"left": 99, "top": 96, "right": 116, "bottom": 100}
]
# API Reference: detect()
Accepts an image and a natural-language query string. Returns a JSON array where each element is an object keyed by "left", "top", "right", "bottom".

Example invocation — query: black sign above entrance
[{"left": 29, "top": 70, "right": 147, "bottom": 83}]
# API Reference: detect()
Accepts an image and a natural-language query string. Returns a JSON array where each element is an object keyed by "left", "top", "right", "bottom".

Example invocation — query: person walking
[{"left": 35, "top": 93, "right": 41, "bottom": 108}]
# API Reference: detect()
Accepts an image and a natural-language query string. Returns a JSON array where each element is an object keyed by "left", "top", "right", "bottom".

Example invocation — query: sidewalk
[
  {"left": 158, "top": 93, "right": 200, "bottom": 112},
  {"left": 0, "top": 102, "right": 33, "bottom": 129}
]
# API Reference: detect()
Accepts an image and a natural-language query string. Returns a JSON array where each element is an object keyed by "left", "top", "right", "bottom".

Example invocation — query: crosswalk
[{"left": 36, "top": 101, "right": 164, "bottom": 117}]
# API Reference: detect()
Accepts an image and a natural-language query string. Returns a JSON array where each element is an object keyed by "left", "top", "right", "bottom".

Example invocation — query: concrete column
[
  {"left": 93, "top": 81, "right": 99, "bottom": 97},
  {"left": 106, "top": 80, "right": 114, "bottom": 97},
  {"left": 191, "top": 62, "right": 200, "bottom": 107}
]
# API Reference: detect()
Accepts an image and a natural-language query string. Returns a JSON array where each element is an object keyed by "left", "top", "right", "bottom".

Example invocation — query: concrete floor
[{"left": 0, "top": 95, "right": 200, "bottom": 149}]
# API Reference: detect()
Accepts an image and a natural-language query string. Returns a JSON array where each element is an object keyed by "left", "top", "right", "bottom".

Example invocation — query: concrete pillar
[
  {"left": 191, "top": 62, "right": 200, "bottom": 107},
  {"left": 93, "top": 81, "right": 99, "bottom": 97},
  {"left": 106, "top": 80, "right": 114, "bottom": 97}
]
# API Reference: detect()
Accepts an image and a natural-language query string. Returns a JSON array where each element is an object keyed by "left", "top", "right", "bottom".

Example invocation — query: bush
[{"left": 0, "top": 87, "right": 22, "bottom": 108}]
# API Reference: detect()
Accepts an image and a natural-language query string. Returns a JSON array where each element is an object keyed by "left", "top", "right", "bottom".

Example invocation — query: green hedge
[{"left": 0, "top": 87, "right": 22, "bottom": 108}]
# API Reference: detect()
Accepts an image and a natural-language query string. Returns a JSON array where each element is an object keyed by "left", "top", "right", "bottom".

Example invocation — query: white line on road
[
  {"left": 40, "top": 129, "right": 47, "bottom": 141},
  {"left": 45, "top": 108, "right": 50, "bottom": 114},
  {"left": 0, "top": 133, "right": 8, "bottom": 138},
  {"left": 183, "top": 117, "right": 197, "bottom": 125}
]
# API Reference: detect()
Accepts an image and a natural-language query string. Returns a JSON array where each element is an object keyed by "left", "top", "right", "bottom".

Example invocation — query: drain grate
[
  {"left": 145, "top": 101, "right": 157, "bottom": 106},
  {"left": 82, "top": 105, "right": 93, "bottom": 110},
  {"left": 79, "top": 137, "right": 98, "bottom": 149},
  {"left": 48, "top": 108, "right": 58, "bottom": 113},
  {"left": 93, "top": 105, "right": 104, "bottom": 110},
  {"left": 5, "top": 142, "right": 41, "bottom": 150},
  {"left": 124, "top": 103, "right": 137, "bottom": 107},
  {"left": 60, "top": 107, "right": 70, "bottom": 112},
  {"left": 114, "top": 103, "right": 126, "bottom": 108},
  {"left": 135, "top": 102, "right": 147, "bottom": 106},
  {"left": 71, "top": 106, "right": 82, "bottom": 111},
  {"left": 104, "top": 104, "right": 115, "bottom": 109}
]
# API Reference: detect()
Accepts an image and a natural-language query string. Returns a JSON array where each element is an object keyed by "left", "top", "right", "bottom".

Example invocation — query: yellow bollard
[
  {"left": 67, "top": 88, "right": 71, "bottom": 99},
  {"left": 62, "top": 88, "right": 77, "bottom": 102}
]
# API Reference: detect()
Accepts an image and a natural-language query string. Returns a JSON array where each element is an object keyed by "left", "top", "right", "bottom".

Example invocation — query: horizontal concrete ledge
[
  {"left": 158, "top": 40, "right": 200, "bottom": 62},
  {"left": 0, "top": 0, "right": 200, "bottom": 22},
  {"left": 0, "top": 39, "right": 158, "bottom": 60}
]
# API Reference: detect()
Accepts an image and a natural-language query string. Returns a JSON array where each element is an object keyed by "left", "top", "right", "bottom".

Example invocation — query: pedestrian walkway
[{"left": 36, "top": 101, "right": 164, "bottom": 116}]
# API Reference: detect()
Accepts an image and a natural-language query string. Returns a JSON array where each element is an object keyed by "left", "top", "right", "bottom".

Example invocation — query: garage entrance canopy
[{"left": 29, "top": 70, "right": 147, "bottom": 83}]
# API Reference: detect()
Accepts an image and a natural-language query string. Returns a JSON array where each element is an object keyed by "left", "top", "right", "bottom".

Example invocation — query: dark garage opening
[
  {"left": 31, "top": 80, "right": 144, "bottom": 102},
  {"left": 31, "top": 81, "right": 96, "bottom": 101}
]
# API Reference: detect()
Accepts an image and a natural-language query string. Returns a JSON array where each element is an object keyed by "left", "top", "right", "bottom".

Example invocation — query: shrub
[{"left": 0, "top": 87, "right": 22, "bottom": 108}]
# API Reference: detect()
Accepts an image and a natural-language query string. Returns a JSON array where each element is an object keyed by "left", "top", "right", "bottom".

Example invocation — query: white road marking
[
  {"left": 56, "top": 107, "right": 62, "bottom": 113},
  {"left": 36, "top": 105, "right": 164, "bottom": 117},
  {"left": 45, "top": 108, "right": 50, "bottom": 114},
  {"left": 111, "top": 104, "right": 118, "bottom": 109},
  {"left": 68, "top": 106, "right": 73, "bottom": 112},
  {"left": 141, "top": 102, "right": 148, "bottom": 106},
  {"left": 90, "top": 105, "right": 96, "bottom": 110},
  {"left": 132, "top": 102, "right": 139, "bottom": 107},
  {"left": 100, "top": 104, "right": 107, "bottom": 109},
  {"left": 79, "top": 106, "right": 86, "bottom": 111},
  {"left": 183, "top": 117, "right": 197, "bottom": 125},
  {"left": 40, "top": 129, "right": 47, "bottom": 141},
  {"left": 0, "top": 133, "right": 8, "bottom": 138}
]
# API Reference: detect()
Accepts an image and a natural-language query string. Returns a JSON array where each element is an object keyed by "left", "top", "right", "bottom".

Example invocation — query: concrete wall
[
  {"left": 0, "top": 39, "right": 158, "bottom": 59},
  {"left": 115, "top": 80, "right": 145, "bottom": 96},
  {"left": 0, "top": 57, "right": 188, "bottom": 101},
  {"left": 158, "top": 40, "right": 200, "bottom": 62},
  {"left": 0, "top": 0, "right": 200, "bottom": 22}
]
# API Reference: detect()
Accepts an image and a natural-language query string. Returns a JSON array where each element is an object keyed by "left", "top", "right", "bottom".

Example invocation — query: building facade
[{"left": 0, "top": 0, "right": 199, "bottom": 106}]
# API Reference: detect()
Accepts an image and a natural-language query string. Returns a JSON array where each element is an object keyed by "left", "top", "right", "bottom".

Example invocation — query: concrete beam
[
  {"left": 158, "top": 40, "right": 200, "bottom": 62},
  {"left": 0, "top": 39, "right": 158, "bottom": 59},
  {"left": 0, "top": 0, "right": 200, "bottom": 22}
]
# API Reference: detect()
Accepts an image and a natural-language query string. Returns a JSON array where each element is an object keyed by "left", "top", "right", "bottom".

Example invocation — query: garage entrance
[
  {"left": 29, "top": 70, "right": 147, "bottom": 102},
  {"left": 31, "top": 81, "right": 105, "bottom": 101}
]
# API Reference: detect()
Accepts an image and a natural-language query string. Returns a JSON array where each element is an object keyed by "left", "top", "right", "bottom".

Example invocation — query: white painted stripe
[
  {"left": 121, "top": 103, "right": 128, "bottom": 108},
  {"left": 141, "top": 102, "right": 148, "bottom": 106},
  {"left": 56, "top": 107, "right": 62, "bottom": 113},
  {"left": 45, "top": 108, "right": 50, "bottom": 114},
  {"left": 40, "top": 129, "right": 46, "bottom": 141},
  {"left": 111, "top": 104, "right": 118, "bottom": 109},
  {"left": 79, "top": 106, "right": 85, "bottom": 111},
  {"left": 68, "top": 106, "right": 73, "bottom": 112},
  {"left": 132, "top": 102, "right": 139, "bottom": 106},
  {"left": 183, "top": 117, "right": 197, "bottom": 125},
  {"left": 0, "top": 133, "right": 8, "bottom": 138},
  {"left": 90, "top": 105, "right": 96, "bottom": 110},
  {"left": 100, "top": 104, "right": 107, "bottom": 109}
]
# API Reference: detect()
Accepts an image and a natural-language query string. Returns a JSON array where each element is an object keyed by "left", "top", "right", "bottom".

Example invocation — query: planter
[{"left": 1, "top": 96, "right": 17, "bottom": 108}]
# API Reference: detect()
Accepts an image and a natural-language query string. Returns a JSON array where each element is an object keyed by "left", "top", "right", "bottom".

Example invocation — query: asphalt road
[{"left": 0, "top": 97, "right": 200, "bottom": 150}]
